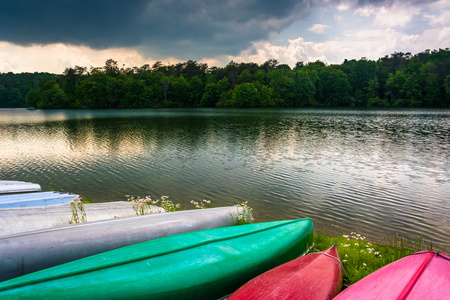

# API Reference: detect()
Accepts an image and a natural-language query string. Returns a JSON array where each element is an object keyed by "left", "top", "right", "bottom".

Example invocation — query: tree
[
  {"left": 182, "top": 60, "right": 208, "bottom": 79},
  {"left": 0, "top": 85, "right": 9, "bottom": 107},
  {"left": 26, "top": 89, "right": 40, "bottom": 107},
  {"left": 402, "top": 72, "right": 423, "bottom": 106},
  {"left": 170, "top": 75, "right": 190, "bottom": 107},
  {"left": 38, "top": 81, "right": 69, "bottom": 108},
  {"left": 161, "top": 76, "right": 170, "bottom": 103},
  {"left": 120, "top": 78, "right": 152, "bottom": 108},
  {"left": 365, "top": 76, "right": 389, "bottom": 106},
  {"left": 260, "top": 59, "right": 279, "bottom": 71},
  {"left": 254, "top": 69, "right": 268, "bottom": 85},
  {"left": 200, "top": 83, "right": 219, "bottom": 107},
  {"left": 269, "top": 69, "right": 295, "bottom": 106},
  {"left": 319, "top": 68, "right": 351, "bottom": 106},
  {"left": 189, "top": 76, "right": 204, "bottom": 107},
  {"left": 443, "top": 75, "right": 450, "bottom": 107},
  {"left": 104, "top": 59, "right": 120, "bottom": 75},
  {"left": 258, "top": 85, "right": 276, "bottom": 107},
  {"left": 229, "top": 83, "right": 259, "bottom": 107},
  {"left": 386, "top": 71, "right": 408, "bottom": 104},
  {"left": 238, "top": 69, "right": 253, "bottom": 84},
  {"left": 420, "top": 62, "right": 441, "bottom": 106},
  {"left": 293, "top": 70, "right": 316, "bottom": 106}
]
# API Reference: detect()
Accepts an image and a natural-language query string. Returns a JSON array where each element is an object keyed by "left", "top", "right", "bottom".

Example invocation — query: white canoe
[
  {"left": 0, "top": 191, "right": 77, "bottom": 209},
  {"left": 0, "top": 206, "right": 249, "bottom": 282},
  {"left": 0, "top": 181, "right": 41, "bottom": 194},
  {"left": 0, "top": 201, "right": 164, "bottom": 236}
]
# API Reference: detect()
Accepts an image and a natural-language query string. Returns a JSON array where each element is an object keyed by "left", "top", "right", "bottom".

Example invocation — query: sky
[{"left": 0, "top": 0, "right": 449, "bottom": 73}]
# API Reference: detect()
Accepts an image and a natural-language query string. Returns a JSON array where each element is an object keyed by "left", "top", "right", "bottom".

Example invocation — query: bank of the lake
[
  {"left": 314, "top": 230, "right": 435, "bottom": 287},
  {"left": 1, "top": 108, "right": 449, "bottom": 250}
]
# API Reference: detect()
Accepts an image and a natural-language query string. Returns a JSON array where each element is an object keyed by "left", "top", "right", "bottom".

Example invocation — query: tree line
[
  {"left": 1, "top": 49, "right": 449, "bottom": 109},
  {"left": 0, "top": 72, "right": 55, "bottom": 108}
]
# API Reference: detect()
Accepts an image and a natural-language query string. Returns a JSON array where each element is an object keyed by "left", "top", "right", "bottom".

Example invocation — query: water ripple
[{"left": 0, "top": 108, "right": 449, "bottom": 250}]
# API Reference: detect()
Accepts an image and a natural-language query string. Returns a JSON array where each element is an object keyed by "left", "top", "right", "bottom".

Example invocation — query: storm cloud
[{"left": 0, "top": 0, "right": 440, "bottom": 59}]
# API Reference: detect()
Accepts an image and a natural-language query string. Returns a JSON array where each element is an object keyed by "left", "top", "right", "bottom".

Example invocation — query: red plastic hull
[
  {"left": 228, "top": 245, "right": 343, "bottom": 300},
  {"left": 334, "top": 251, "right": 450, "bottom": 300}
]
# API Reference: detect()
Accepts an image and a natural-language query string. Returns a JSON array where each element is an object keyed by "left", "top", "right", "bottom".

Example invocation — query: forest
[{"left": 1, "top": 49, "right": 449, "bottom": 109}]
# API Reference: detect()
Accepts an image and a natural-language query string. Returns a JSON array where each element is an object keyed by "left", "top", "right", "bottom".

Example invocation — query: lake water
[{"left": 1, "top": 108, "right": 449, "bottom": 249}]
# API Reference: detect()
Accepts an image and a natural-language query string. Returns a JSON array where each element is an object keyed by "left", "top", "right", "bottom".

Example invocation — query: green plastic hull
[{"left": 0, "top": 219, "right": 313, "bottom": 300}]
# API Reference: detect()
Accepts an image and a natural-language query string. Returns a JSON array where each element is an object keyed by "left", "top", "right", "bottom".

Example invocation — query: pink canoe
[
  {"left": 228, "top": 245, "right": 343, "bottom": 300},
  {"left": 334, "top": 251, "right": 450, "bottom": 300}
]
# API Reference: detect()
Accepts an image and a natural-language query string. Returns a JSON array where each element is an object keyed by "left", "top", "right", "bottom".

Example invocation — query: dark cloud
[
  {"left": 0, "top": 0, "right": 439, "bottom": 59},
  {"left": 0, "top": 0, "right": 149, "bottom": 48},
  {"left": 0, "top": 0, "right": 312, "bottom": 59}
]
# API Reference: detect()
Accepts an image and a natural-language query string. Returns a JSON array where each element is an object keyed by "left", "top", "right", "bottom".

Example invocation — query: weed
[
  {"left": 230, "top": 201, "right": 254, "bottom": 225},
  {"left": 68, "top": 195, "right": 87, "bottom": 224},
  {"left": 190, "top": 199, "right": 212, "bottom": 209},
  {"left": 160, "top": 195, "right": 180, "bottom": 212},
  {"left": 126, "top": 195, "right": 180, "bottom": 214}
]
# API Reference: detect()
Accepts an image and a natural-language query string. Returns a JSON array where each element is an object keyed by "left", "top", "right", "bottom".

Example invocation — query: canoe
[
  {"left": 0, "top": 201, "right": 164, "bottom": 236},
  {"left": 334, "top": 251, "right": 450, "bottom": 299},
  {"left": 0, "top": 181, "right": 41, "bottom": 194},
  {"left": 0, "top": 218, "right": 313, "bottom": 299},
  {"left": 0, "top": 206, "right": 252, "bottom": 282},
  {"left": 0, "top": 191, "right": 77, "bottom": 208},
  {"left": 228, "top": 245, "right": 343, "bottom": 300}
]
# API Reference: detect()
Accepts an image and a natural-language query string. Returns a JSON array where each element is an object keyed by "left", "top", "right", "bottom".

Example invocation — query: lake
[{"left": 1, "top": 108, "right": 449, "bottom": 250}]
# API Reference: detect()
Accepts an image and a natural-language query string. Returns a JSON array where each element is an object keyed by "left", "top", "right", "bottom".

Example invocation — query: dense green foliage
[
  {"left": 1, "top": 49, "right": 449, "bottom": 108},
  {"left": 0, "top": 72, "right": 55, "bottom": 107}
]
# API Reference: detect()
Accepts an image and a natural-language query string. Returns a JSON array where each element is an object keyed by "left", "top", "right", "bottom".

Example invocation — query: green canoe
[{"left": 0, "top": 218, "right": 313, "bottom": 300}]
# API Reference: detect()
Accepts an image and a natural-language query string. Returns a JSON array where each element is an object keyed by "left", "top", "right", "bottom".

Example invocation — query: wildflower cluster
[
  {"left": 230, "top": 201, "right": 254, "bottom": 225},
  {"left": 190, "top": 199, "right": 212, "bottom": 209},
  {"left": 126, "top": 195, "right": 160, "bottom": 215},
  {"left": 341, "top": 232, "right": 381, "bottom": 258},
  {"left": 314, "top": 231, "right": 431, "bottom": 287},
  {"left": 68, "top": 195, "right": 87, "bottom": 224},
  {"left": 160, "top": 196, "right": 180, "bottom": 212}
]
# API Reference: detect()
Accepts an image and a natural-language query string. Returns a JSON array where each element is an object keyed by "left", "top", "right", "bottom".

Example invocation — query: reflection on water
[{"left": 1, "top": 108, "right": 449, "bottom": 249}]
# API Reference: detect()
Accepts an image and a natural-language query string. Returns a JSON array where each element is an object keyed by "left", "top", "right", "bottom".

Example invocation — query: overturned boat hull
[
  {"left": 0, "top": 206, "right": 250, "bottom": 282},
  {"left": 0, "top": 218, "right": 313, "bottom": 299}
]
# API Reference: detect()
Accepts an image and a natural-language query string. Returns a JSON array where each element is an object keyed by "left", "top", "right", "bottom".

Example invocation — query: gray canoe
[
  {"left": 0, "top": 206, "right": 248, "bottom": 282},
  {"left": 0, "top": 181, "right": 41, "bottom": 194},
  {"left": 0, "top": 191, "right": 77, "bottom": 209},
  {"left": 0, "top": 201, "right": 164, "bottom": 236}
]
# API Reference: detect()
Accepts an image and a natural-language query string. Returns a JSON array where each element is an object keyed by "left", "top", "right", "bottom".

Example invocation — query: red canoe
[
  {"left": 334, "top": 251, "right": 450, "bottom": 300},
  {"left": 228, "top": 245, "right": 343, "bottom": 300}
]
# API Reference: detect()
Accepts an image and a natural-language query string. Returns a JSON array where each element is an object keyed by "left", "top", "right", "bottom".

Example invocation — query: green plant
[
  {"left": 230, "top": 201, "right": 254, "bottom": 225},
  {"left": 126, "top": 195, "right": 160, "bottom": 215},
  {"left": 160, "top": 196, "right": 180, "bottom": 212},
  {"left": 68, "top": 195, "right": 87, "bottom": 224},
  {"left": 126, "top": 195, "right": 180, "bottom": 214},
  {"left": 190, "top": 199, "right": 212, "bottom": 209},
  {"left": 314, "top": 231, "right": 432, "bottom": 287}
]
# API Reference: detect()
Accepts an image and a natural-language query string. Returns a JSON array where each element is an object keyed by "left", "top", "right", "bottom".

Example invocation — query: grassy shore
[{"left": 313, "top": 230, "right": 434, "bottom": 287}]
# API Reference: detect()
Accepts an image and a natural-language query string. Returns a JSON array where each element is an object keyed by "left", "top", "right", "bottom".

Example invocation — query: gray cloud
[{"left": 0, "top": 0, "right": 439, "bottom": 60}]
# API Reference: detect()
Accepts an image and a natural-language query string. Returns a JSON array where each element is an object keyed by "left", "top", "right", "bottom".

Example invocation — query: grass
[
  {"left": 229, "top": 201, "right": 254, "bottom": 225},
  {"left": 68, "top": 195, "right": 87, "bottom": 224},
  {"left": 126, "top": 195, "right": 180, "bottom": 215},
  {"left": 314, "top": 230, "right": 434, "bottom": 287},
  {"left": 125, "top": 196, "right": 254, "bottom": 225}
]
